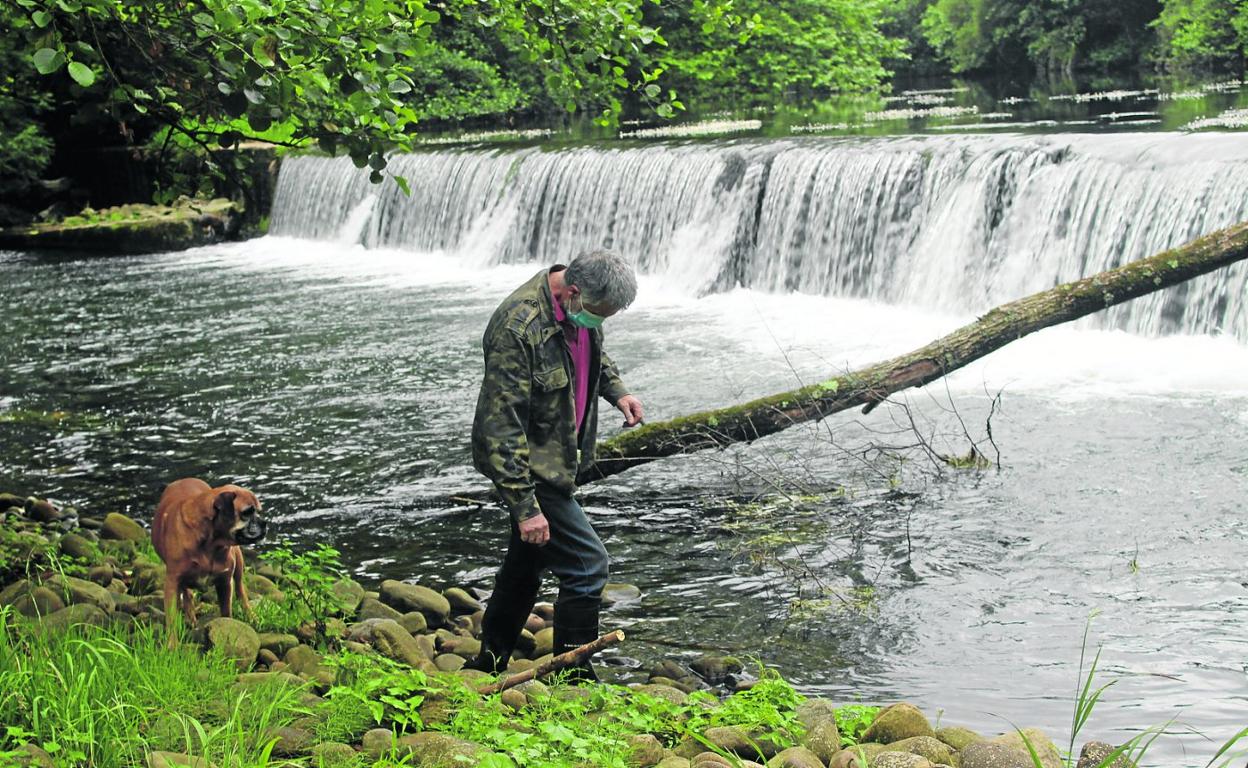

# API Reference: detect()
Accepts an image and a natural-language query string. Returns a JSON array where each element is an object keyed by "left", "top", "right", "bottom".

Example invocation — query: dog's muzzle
[{"left": 236, "top": 516, "right": 268, "bottom": 545}]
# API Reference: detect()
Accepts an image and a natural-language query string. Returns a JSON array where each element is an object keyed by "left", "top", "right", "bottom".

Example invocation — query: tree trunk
[{"left": 577, "top": 221, "right": 1248, "bottom": 485}]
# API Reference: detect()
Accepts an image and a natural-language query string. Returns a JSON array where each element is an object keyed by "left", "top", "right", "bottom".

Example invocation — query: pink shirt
[{"left": 551, "top": 290, "right": 591, "bottom": 435}]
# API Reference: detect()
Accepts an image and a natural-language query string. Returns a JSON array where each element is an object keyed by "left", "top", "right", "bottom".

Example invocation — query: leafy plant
[
  {"left": 835, "top": 703, "right": 881, "bottom": 746},
  {"left": 262, "top": 543, "right": 346, "bottom": 642}
]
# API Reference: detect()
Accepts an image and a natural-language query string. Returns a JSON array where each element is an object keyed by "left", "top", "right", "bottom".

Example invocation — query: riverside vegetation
[{"left": 2, "top": 491, "right": 1246, "bottom": 768}]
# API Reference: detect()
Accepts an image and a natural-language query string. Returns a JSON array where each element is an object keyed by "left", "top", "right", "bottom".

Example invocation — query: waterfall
[{"left": 269, "top": 134, "right": 1248, "bottom": 340}]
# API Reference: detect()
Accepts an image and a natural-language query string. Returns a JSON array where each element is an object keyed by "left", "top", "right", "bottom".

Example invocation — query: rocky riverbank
[
  {"left": 0, "top": 198, "right": 245, "bottom": 255},
  {"left": 0, "top": 491, "right": 1132, "bottom": 768}
]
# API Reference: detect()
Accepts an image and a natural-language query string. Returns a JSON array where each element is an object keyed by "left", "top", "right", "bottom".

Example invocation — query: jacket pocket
[{"left": 533, "top": 366, "right": 569, "bottom": 391}]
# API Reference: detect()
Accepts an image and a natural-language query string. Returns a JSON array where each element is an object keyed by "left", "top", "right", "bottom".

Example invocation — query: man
[{"left": 468, "top": 249, "right": 644, "bottom": 681}]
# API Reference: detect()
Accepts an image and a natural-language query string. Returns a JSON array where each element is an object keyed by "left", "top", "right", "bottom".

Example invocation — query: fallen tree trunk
[{"left": 577, "top": 221, "right": 1248, "bottom": 485}]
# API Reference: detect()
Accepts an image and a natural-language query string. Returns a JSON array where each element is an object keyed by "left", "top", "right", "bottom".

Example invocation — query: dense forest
[{"left": 1, "top": 0, "right": 1246, "bottom": 221}]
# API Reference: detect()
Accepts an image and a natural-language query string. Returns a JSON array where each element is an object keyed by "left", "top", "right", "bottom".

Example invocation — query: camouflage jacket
[{"left": 471, "top": 267, "right": 630, "bottom": 521}]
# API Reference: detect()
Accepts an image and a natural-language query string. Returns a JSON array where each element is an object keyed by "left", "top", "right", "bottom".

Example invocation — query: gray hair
[{"left": 564, "top": 249, "right": 637, "bottom": 311}]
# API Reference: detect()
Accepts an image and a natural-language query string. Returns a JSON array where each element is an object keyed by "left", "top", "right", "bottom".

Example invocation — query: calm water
[{"left": 2, "top": 238, "right": 1246, "bottom": 764}]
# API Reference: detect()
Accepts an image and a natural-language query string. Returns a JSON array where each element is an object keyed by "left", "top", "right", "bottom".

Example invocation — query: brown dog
[{"left": 151, "top": 478, "right": 266, "bottom": 644}]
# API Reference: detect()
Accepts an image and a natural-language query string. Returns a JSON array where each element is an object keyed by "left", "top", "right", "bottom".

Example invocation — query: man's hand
[
  {"left": 617, "top": 395, "right": 644, "bottom": 427},
  {"left": 518, "top": 512, "right": 550, "bottom": 546}
]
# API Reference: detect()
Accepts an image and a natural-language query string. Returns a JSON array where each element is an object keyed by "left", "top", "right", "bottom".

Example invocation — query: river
[{"left": 3, "top": 125, "right": 1248, "bottom": 764}]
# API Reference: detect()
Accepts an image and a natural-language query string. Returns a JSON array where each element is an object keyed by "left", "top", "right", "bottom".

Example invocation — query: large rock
[
  {"left": 330, "top": 579, "right": 365, "bottom": 615},
  {"left": 960, "top": 742, "right": 1038, "bottom": 768},
  {"left": 398, "top": 611, "right": 428, "bottom": 635},
  {"left": 395, "top": 731, "right": 484, "bottom": 767},
  {"left": 55, "top": 576, "right": 115, "bottom": 612},
  {"left": 357, "top": 597, "right": 403, "bottom": 622},
  {"left": 130, "top": 562, "right": 166, "bottom": 596},
  {"left": 633, "top": 683, "right": 689, "bottom": 706},
  {"left": 766, "top": 746, "right": 825, "bottom": 768},
  {"left": 0, "top": 579, "right": 31, "bottom": 607},
  {"left": 42, "top": 603, "right": 109, "bottom": 632},
  {"left": 362, "top": 728, "right": 395, "bottom": 758},
  {"left": 936, "top": 726, "right": 985, "bottom": 750},
  {"left": 872, "top": 753, "right": 933, "bottom": 768},
  {"left": 369, "top": 619, "right": 437, "bottom": 670},
  {"left": 14, "top": 586, "right": 65, "bottom": 618},
  {"left": 379, "top": 580, "right": 451, "bottom": 624},
  {"left": 828, "top": 744, "right": 885, "bottom": 768},
  {"left": 443, "top": 587, "right": 482, "bottom": 614},
  {"left": 860, "top": 704, "right": 934, "bottom": 744},
  {"left": 258, "top": 632, "right": 300, "bottom": 657},
  {"left": 59, "top": 533, "right": 100, "bottom": 562},
  {"left": 702, "top": 726, "right": 765, "bottom": 761},
  {"left": 532, "top": 626, "right": 555, "bottom": 657},
  {"left": 802, "top": 719, "right": 843, "bottom": 765},
  {"left": 268, "top": 725, "right": 314, "bottom": 757},
  {"left": 203, "top": 618, "right": 260, "bottom": 671},
  {"left": 283, "top": 644, "right": 322, "bottom": 675},
  {"left": 629, "top": 734, "right": 667, "bottom": 767},
  {"left": 101, "top": 512, "right": 147, "bottom": 543},
  {"left": 311, "top": 742, "right": 359, "bottom": 767},
  {"left": 992, "top": 729, "right": 1061, "bottom": 768},
  {"left": 885, "top": 736, "right": 954, "bottom": 764}
]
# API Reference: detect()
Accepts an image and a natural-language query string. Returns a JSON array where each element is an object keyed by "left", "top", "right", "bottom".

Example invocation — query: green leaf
[
  {"left": 253, "top": 35, "right": 278, "bottom": 67},
  {"left": 393, "top": 175, "right": 411, "bottom": 197},
  {"left": 67, "top": 61, "right": 95, "bottom": 87},
  {"left": 33, "top": 48, "right": 63, "bottom": 75},
  {"left": 644, "top": 83, "right": 660, "bottom": 98},
  {"left": 388, "top": 79, "right": 411, "bottom": 94},
  {"left": 32, "top": 10, "right": 52, "bottom": 27}
]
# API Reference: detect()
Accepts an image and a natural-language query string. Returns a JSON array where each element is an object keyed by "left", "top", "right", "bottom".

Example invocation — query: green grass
[{"left": 0, "top": 606, "right": 309, "bottom": 767}]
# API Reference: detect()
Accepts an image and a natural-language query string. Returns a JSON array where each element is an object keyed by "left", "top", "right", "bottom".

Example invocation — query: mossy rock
[
  {"left": 633, "top": 683, "right": 689, "bottom": 706},
  {"left": 872, "top": 752, "right": 933, "bottom": 768},
  {"left": 330, "top": 578, "right": 365, "bottom": 614},
  {"left": 101, "top": 512, "right": 147, "bottom": 543},
  {"left": 629, "top": 734, "right": 667, "bottom": 767},
  {"left": 766, "top": 746, "right": 825, "bottom": 768},
  {"left": 12, "top": 744, "right": 56, "bottom": 768},
  {"left": 884, "top": 735, "right": 953, "bottom": 765},
  {"left": 443, "top": 586, "right": 482, "bottom": 614},
  {"left": 56, "top": 575, "right": 116, "bottom": 612},
  {"left": 310, "top": 742, "right": 359, "bottom": 767},
  {"left": 14, "top": 586, "right": 65, "bottom": 618},
  {"left": 129, "top": 562, "right": 167, "bottom": 595},
  {"left": 25, "top": 498, "right": 60, "bottom": 523},
  {"left": 959, "top": 742, "right": 1037, "bottom": 768},
  {"left": 689, "top": 654, "right": 744, "bottom": 685},
  {"left": 0, "top": 579, "right": 32, "bottom": 607},
  {"left": 0, "top": 198, "right": 241, "bottom": 255},
  {"left": 356, "top": 597, "right": 403, "bottom": 622},
  {"left": 395, "top": 732, "right": 486, "bottom": 767},
  {"left": 42, "top": 603, "right": 109, "bottom": 632},
  {"left": 434, "top": 653, "right": 466, "bottom": 672},
  {"left": 936, "top": 726, "right": 985, "bottom": 751},
  {"left": 379, "top": 580, "right": 450, "bottom": 624},
  {"left": 991, "top": 728, "right": 1061, "bottom": 768},
  {"left": 245, "top": 573, "right": 284, "bottom": 601},
  {"left": 283, "top": 644, "right": 322, "bottom": 675},
  {"left": 398, "top": 610, "right": 428, "bottom": 635},
  {"left": 59, "top": 533, "right": 101, "bottom": 562},
  {"left": 234, "top": 671, "right": 309, "bottom": 691},
  {"left": 203, "top": 617, "right": 260, "bottom": 671},
  {"left": 1075, "top": 741, "right": 1134, "bottom": 768},
  {"left": 361, "top": 728, "right": 395, "bottom": 758},
  {"left": 258, "top": 632, "right": 300, "bottom": 657},
  {"left": 860, "top": 703, "right": 934, "bottom": 744},
  {"left": 369, "top": 619, "right": 437, "bottom": 670},
  {"left": 802, "top": 718, "right": 842, "bottom": 764},
  {"left": 828, "top": 744, "right": 885, "bottom": 768},
  {"left": 100, "top": 538, "right": 139, "bottom": 562},
  {"left": 267, "top": 725, "right": 314, "bottom": 757}
]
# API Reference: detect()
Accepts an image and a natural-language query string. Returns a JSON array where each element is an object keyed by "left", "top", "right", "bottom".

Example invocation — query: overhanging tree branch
[{"left": 577, "top": 221, "right": 1248, "bottom": 485}]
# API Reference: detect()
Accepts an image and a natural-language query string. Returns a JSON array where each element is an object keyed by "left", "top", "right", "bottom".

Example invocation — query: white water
[{"left": 271, "top": 134, "right": 1248, "bottom": 341}]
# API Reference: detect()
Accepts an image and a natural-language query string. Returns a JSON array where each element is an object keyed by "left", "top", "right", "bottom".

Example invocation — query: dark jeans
[
  {"left": 476, "top": 484, "right": 609, "bottom": 670},
  {"left": 494, "top": 483, "right": 609, "bottom": 607}
]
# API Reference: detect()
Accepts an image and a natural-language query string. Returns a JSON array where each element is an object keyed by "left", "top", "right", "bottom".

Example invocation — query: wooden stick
[{"left": 479, "top": 630, "right": 625, "bottom": 695}]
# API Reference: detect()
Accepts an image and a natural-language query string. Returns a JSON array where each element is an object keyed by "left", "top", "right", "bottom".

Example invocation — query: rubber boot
[
  {"left": 551, "top": 594, "right": 602, "bottom": 684},
  {"left": 465, "top": 591, "right": 535, "bottom": 675}
]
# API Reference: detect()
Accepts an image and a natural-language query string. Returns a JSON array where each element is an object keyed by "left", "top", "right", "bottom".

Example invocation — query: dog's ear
[{"left": 212, "top": 491, "right": 237, "bottom": 521}]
